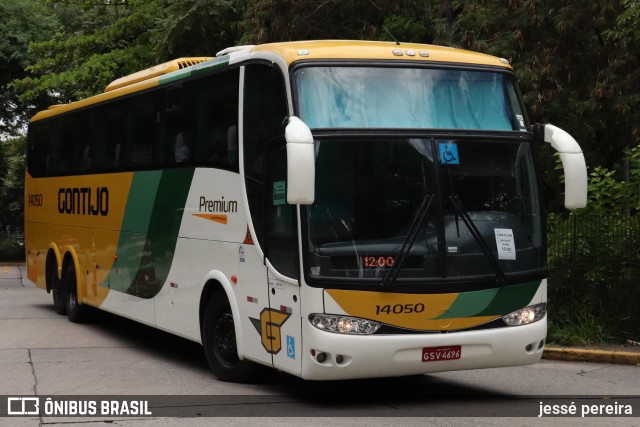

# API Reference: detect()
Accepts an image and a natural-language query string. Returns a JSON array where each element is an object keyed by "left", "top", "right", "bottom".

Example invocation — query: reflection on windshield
[
  {"left": 305, "top": 138, "right": 543, "bottom": 283},
  {"left": 295, "top": 67, "right": 527, "bottom": 131}
]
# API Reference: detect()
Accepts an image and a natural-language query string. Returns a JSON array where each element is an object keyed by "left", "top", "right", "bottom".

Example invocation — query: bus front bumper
[{"left": 300, "top": 317, "right": 546, "bottom": 380}]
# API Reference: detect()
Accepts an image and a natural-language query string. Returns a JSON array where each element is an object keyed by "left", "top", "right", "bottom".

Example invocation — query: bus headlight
[
  {"left": 502, "top": 303, "right": 546, "bottom": 326},
  {"left": 309, "top": 314, "right": 381, "bottom": 335}
]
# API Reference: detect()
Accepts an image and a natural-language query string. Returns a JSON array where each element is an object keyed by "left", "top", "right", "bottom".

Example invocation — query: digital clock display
[{"left": 363, "top": 256, "right": 396, "bottom": 268}]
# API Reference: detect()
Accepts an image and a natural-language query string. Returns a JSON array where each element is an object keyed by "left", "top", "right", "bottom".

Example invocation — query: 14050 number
[{"left": 375, "top": 303, "right": 425, "bottom": 315}]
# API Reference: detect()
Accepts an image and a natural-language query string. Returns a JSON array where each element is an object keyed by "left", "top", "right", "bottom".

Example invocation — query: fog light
[
  {"left": 309, "top": 314, "right": 381, "bottom": 335},
  {"left": 502, "top": 303, "right": 546, "bottom": 326}
]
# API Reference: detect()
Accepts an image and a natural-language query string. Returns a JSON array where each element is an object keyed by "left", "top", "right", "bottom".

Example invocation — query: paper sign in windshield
[{"left": 494, "top": 228, "right": 516, "bottom": 260}]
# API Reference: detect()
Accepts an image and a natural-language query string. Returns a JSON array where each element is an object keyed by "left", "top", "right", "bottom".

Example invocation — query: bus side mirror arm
[
  {"left": 284, "top": 116, "right": 315, "bottom": 205},
  {"left": 534, "top": 123, "right": 588, "bottom": 209}
]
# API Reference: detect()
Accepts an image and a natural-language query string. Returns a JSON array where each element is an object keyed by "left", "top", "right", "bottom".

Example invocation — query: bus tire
[
  {"left": 202, "top": 296, "right": 257, "bottom": 383},
  {"left": 64, "top": 262, "right": 87, "bottom": 323},
  {"left": 47, "top": 255, "right": 65, "bottom": 315}
]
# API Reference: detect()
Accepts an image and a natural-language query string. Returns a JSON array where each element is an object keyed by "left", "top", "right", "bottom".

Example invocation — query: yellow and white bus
[{"left": 25, "top": 40, "right": 587, "bottom": 382}]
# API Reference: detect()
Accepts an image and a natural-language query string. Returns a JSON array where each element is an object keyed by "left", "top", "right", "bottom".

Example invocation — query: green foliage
[
  {"left": 240, "top": 0, "right": 442, "bottom": 44},
  {"left": 451, "top": 0, "right": 639, "bottom": 180},
  {"left": 0, "top": 136, "right": 25, "bottom": 232},
  {"left": 580, "top": 143, "right": 640, "bottom": 215},
  {"left": 0, "top": 0, "right": 59, "bottom": 135},
  {"left": 0, "top": 239, "right": 24, "bottom": 261},
  {"left": 547, "top": 143, "right": 640, "bottom": 344},
  {"left": 153, "top": 0, "right": 245, "bottom": 61},
  {"left": 12, "top": 0, "right": 165, "bottom": 108},
  {"left": 547, "top": 213, "right": 640, "bottom": 343},
  {"left": 547, "top": 310, "right": 613, "bottom": 346}
]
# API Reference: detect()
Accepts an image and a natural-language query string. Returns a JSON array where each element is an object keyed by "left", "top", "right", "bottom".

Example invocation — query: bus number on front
[{"left": 375, "top": 303, "right": 425, "bottom": 315}]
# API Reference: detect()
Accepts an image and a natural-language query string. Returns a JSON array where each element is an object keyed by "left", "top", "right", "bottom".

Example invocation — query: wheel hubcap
[{"left": 213, "top": 312, "right": 238, "bottom": 364}]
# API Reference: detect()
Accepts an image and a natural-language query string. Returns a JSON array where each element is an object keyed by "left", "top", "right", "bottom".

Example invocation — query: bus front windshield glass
[
  {"left": 295, "top": 66, "right": 527, "bottom": 131},
  {"left": 305, "top": 137, "right": 543, "bottom": 283},
  {"left": 294, "top": 65, "right": 541, "bottom": 284}
]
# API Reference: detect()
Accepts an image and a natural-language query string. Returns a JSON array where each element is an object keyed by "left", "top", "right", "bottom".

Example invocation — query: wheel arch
[{"left": 198, "top": 271, "right": 245, "bottom": 358}]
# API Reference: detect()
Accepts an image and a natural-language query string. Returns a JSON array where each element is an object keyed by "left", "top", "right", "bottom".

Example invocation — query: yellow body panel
[
  {"left": 24, "top": 172, "right": 134, "bottom": 306},
  {"left": 326, "top": 289, "right": 497, "bottom": 331}
]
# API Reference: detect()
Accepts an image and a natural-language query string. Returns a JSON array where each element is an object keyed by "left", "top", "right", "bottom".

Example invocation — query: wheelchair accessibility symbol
[
  {"left": 286, "top": 335, "right": 296, "bottom": 359},
  {"left": 438, "top": 142, "right": 460, "bottom": 165}
]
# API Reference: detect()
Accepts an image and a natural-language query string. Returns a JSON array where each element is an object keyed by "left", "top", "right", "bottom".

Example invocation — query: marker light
[
  {"left": 502, "top": 303, "right": 546, "bottom": 326},
  {"left": 309, "top": 314, "right": 381, "bottom": 335}
]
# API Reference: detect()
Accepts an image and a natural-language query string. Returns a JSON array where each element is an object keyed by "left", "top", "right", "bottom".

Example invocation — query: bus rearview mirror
[
  {"left": 284, "top": 116, "right": 315, "bottom": 205},
  {"left": 539, "top": 124, "right": 588, "bottom": 209}
]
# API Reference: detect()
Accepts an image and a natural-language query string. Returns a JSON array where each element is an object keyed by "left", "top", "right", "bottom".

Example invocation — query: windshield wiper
[
  {"left": 448, "top": 195, "right": 506, "bottom": 285},
  {"left": 382, "top": 194, "right": 434, "bottom": 288}
]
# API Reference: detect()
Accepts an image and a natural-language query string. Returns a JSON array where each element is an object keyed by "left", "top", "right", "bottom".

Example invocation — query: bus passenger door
[
  {"left": 264, "top": 142, "right": 302, "bottom": 375},
  {"left": 267, "top": 271, "right": 301, "bottom": 375}
]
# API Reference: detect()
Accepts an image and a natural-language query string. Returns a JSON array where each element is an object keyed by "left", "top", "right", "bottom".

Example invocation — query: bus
[{"left": 24, "top": 40, "right": 587, "bottom": 382}]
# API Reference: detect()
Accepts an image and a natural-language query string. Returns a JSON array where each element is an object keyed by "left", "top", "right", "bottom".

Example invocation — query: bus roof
[
  {"left": 30, "top": 40, "right": 511, "bottom": 122},
  {"left": 251, "top": 40, "right": 511, "bottom": 68}
]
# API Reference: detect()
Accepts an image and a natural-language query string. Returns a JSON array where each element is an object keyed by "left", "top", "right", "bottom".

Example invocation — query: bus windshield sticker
[
  {"left": 494, "top": 228, "right": 516, "bottom": 260},
  {"left": 438, "top": 142, "right": 459, "bottom": 165},
  {"left": 273, "top": 181, "right": 286, "bottom": 205}
]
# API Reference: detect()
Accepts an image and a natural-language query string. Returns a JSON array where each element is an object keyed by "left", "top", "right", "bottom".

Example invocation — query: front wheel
[{"left": 202, "top": 296, "right": 258, "bottom": 383}]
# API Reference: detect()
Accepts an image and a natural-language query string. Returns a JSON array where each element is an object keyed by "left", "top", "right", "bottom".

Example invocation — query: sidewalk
[
  {"left": 543, "top": 344, "right": 640, "bottom": 366},
  {"left": 2, "top": 262, "right": 638, "bottom": 366}
]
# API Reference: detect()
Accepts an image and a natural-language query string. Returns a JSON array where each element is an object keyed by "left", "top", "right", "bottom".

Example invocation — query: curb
[{"left": 543, "top": 346, "right": 640, "bottom": 366}]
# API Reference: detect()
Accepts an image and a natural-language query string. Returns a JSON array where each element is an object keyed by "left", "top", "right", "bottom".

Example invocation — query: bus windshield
[
  {"left": 304, "top": 136, "right": 543, "bottom": 284},
  {"left": 294, "top": 66, "right": 527, "bottom": 131}
]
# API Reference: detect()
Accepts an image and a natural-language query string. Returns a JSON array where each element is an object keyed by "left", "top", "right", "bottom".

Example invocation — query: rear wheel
[
  {"left": 202, "top": 296, "right": 257, "bottom": 383},
  {"left": 64, "top": 263, "right": 87, "bottom": 323},
  {"left": 47, "top": 255, "right": 65, "bottom": 315}
]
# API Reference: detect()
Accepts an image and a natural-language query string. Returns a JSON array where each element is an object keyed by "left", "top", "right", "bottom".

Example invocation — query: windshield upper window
[{"left": 294, "top": 66, "right": 526, "bottom": 131}]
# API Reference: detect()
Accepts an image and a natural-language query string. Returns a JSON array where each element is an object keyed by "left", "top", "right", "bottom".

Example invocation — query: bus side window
[
  {"left": 45, "top": 136, "right": 63, "bottom": 175},
  {"left": 165, "top": 82, "right": 201, "bottom": 167},
  {"left": 26, "top": 122, "right": 47, "bottom": 177},
  {"left": 93, "top": 103, "right": 125, "bottom": 172},
  {"left": 203, "top": 69, "right": 240, "bottom": 169},
  {"left": 51, "top": 117, "right": 73, "bottom": 175},
  {"left": 131, "top": 92, "right": 160, "bottom": 167}
]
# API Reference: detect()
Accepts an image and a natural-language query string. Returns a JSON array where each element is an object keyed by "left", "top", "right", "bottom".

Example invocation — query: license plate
[{"left": 422, "top": 345, "right": 461, "bottom": 362}]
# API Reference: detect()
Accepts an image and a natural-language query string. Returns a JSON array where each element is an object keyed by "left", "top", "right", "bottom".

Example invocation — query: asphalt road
[{"left": 1, "top": 264, "right": 639, "bottom": 426}]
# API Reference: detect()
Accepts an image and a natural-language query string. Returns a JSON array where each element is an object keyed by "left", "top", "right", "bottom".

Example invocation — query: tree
[
  {"left": 0, "top": 136, "right": 25, "bottom": 232},
  {"left": 153, "top": 0, "right": 246, "bottom": 61},
  {"left": 12, "top": 0, "right": 166, "bottom": 110},
  {"left": 448, "top": 0, "right": 639, "bottom": 211},
  {"left": 0, "top": 0, "right": 59, "bottom": 136},
  {"left": 241, "top": 0, "right": 441, "bottom": 44}
]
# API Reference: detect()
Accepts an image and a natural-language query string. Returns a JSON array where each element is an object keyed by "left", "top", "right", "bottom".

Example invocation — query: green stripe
[
  {"left": 121, "top": 171, "right": 163, "bottom": 232},
  {"left": 474, "top": 281, "right": 540, "bottom": 316},
  {"left": 102, "top": 168, "right": 195, "bottom": 299},
  {"left": 433, "top": 281, "right": 540, "bottom": 319},
  {"left": 159, "top": 56, "right": 230, "bottom": 86}
]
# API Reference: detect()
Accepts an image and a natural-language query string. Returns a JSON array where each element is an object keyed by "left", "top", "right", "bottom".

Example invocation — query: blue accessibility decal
[{"left": 439, "top": 142, "right": 460, "bottom": 165}]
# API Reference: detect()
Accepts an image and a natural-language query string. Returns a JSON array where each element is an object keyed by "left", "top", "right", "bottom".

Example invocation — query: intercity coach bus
[{"left": 25, "top": 40, "right": 587, "bottom": 382}]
